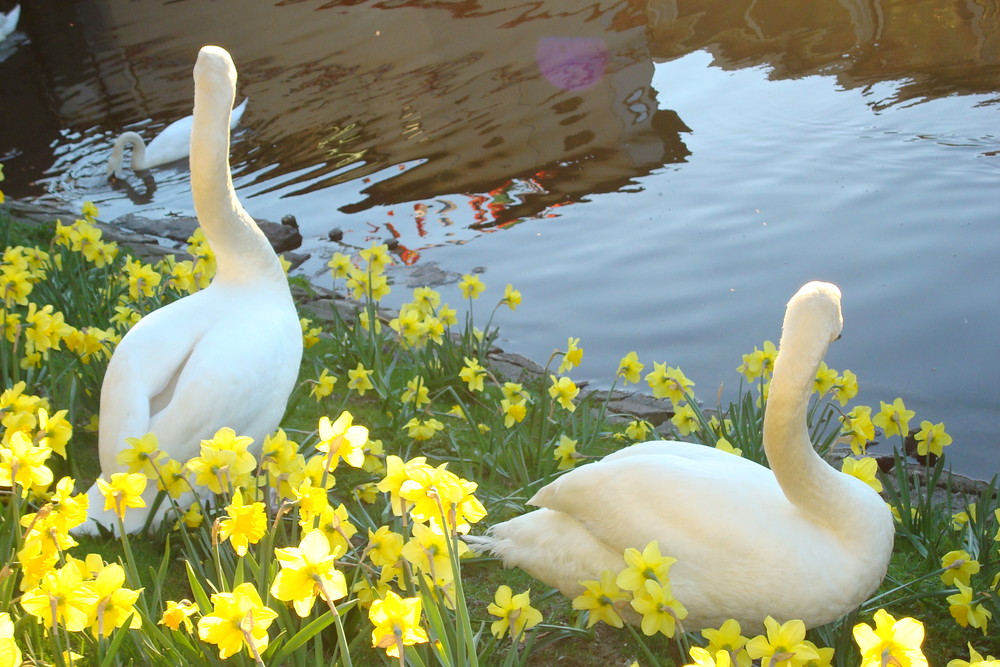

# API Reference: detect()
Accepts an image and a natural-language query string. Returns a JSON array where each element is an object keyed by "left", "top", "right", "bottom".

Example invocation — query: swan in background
[
  {"left": 469, "top": 282, "right": 893, "bottom": 632},
  {"left": 0, "top": 5, "right": 19, "bottom": 41},
  {"left": 106, "top": 96, "right": 247, "bottom": 179},
  {"left": 80, "top": 46, "right": 301, "bottom": 534}
]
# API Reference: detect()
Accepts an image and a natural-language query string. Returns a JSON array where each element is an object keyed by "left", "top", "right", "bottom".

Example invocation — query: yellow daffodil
[
  {"left": 840, "top": 405, "right": 875, "bottom": 455},
  {"left": 553, "top": 434, "right": 580, "bottom": 470},
  {"left": 300, "top": 317, "right": 322, "bottom": 348},
  {"left": 218, "top": 488, "right": 267, "bottom": 556},
  {"left": 915, "top": 420, "right": 952, "bottom": 457},
  {"left": 36, "top": 407, "right": 72, "bottom": 458},
  {"left": 852, "top": 609, "right": 927, "bottom": 667},
  {"left": 671, "top": 403, "right": 701, "bottom": 437},
  {"left": 573, "top": 570, "right": 628, "bottom": 628},
  {"left": 327, "top": 251, "right": 353, "bottom": 279},
  {"left": 304, "top": 502, "right": 357, "bottom": 556},
  {"left": 156, "top": 458, "right": 190, "bottom": 498},
  {"left": 548, "top": 374, "right": 579, "bottom": 412},
  {"left": 187, "top": 428, "right": 257, "bottom": 494},
  {"left": 90, "top": 562, "right": 143, "bottom": 638},
  {"left": 398, "top": 462, "right": 486, "bottom": 533},
  {"left": 617, "top": 351, "right": 644, "bottom": 385},
  {"left": 159, "top": 599, "right": 198, "bottom": 632},
  {"left": 558, "top": 337, "right": 584, "bottom": 373},
  {"left": 124, "top": 258, "right": 162, "bottom": 300},
  {"left": 20, "top": 562, "right": 98, "bottom": 632},
  {"left": 683, "top": 647, "right": 734, "bottom": 667},
  {"left": 501, "top": 382, "right": 529, "bottom": 404},
  {"left": 502, "top": 283, "right": 521, "bottom": 310},
  {"left": 715, "top": 438, "right": 743, "bottom": 457},
  {"left": 625, "top": 419, "right": 654, "bottom": 441},
  {"left": 872, "top": 398, "right": 915, "bottom": 439},
  {"left": 501, "top": 399, "right": 527, "bottom": 428},
  {"left": 940, "top": 550, "right": 980, "bottom": 586},
  {"left": 746, "top": 616, "right": 819, "bottom": 667},
  {"left": 400, "top": 522, "right": 468, "bottom": 583},
  {"left": 646, "top": 362, "right": 695, "bottom": 406},
  {"left": 841, "top": 456, "right": 883, "bottom": 493},
  {"left": 617, "top": 541, "right": 676, "bottom": 592},
  {"left": 488, "top": 585, "right": 543, "bottom": 641},
  {"left": 0, "top": 429, "right": 54, "bottom": 496},
  {"left": 378, "top": 455, "right": 430, "bottom": 516},
  {"left": 359, "top": 242, "right": 392, "bottom": 273},
  {"left": 411, "top": 286, "right": 441, "bottom": 314},
  {"left": 833, "top": 369, "right": 859, "bottom": 406},
  {"left": 347, "top": 362, "right": 375, "bottom": 395},
  {"left": 459, "top": 356, "right": 487, "bottom": 392},
  {"left": 737, "top": 341, "right": 777, "bottom": 381},
  {"left": 702, "top": 619, "right": 751, "bottom": 667},
  {"left": 946, "top": 580, "right": 992, "bottom": 634},
  {"left": 97, "top": 472, "right": 147, "bottom": 519},
  {"left": 367, "top": 526, "right": 404, "bottom": 567},
  {"left": 369, "top": 590, "right": 428, "bottom": 658},
  {"left": 270, "top": 529, "right": 347, "bottom": 617},
  {"left": 403, "top": 416, "right": 445, "bottom": 441},
  {"left": 813, "top": 361, "right": 838, "bottom": 396},
  {"left": 310, "top": 368, "right": 337, "bottom": 400},
  {"left": 630, "top": 579, "right": 688, "bottom": 638},
  {"left": 0, "top": 612, "right": 22, "bottom": 667},
  {"left": 951, "top": 503, "right": 976, "bottom": 531},
  {"left": 946, "top": 643, "right": 998, "bottom": 667},
  {"left": 316, "top": 411, "right": 368, "bottom": 471},
  {"left": 116, "top": 432, "right": 165, "bottom": 477},
  {"left": 401, "top": 375, "right": 430, "bottom": 408},
  {"left": 198, "top": 582, "right": 277, "bottom": 660},
  {"left": 458, "top": 273, "right": 485, "bottom": 299}
]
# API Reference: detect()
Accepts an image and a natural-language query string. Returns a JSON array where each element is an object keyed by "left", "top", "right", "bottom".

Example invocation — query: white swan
[
  {"left": 473, "top": 282, "right": 894, "bottom": 632},
  {"left": 106, "top": 97, "right": 247, "bottom": 179},
  {"left": 80, "top": 46, "right": 301, "bottom": 534},
  {"left": 0, "top": 5, "right": 19, "bottom": 41}
]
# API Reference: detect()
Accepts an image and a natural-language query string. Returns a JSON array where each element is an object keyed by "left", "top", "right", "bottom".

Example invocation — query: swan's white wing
[
  {"left": 145, "top": 297, "right": 302, "bottom": 463},
  {"left": 143, "top": 115, "right": 195, "bottom": 168},
  {"left": 529, "top": 446, "right": 793, "bottom": 564},
  {"left": 97, "top": 293, "right": 210, "bottom": 473}
]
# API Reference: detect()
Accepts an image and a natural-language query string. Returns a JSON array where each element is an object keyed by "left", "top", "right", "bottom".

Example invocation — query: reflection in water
[
  {"left": 3, "top": 0, "right": 997, "bottom": 227},
  {"left": 110, "top": 171, "right": 157, "bottom": 205}
]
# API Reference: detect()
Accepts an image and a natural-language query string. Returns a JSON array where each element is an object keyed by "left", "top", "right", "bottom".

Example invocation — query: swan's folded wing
[
  {"left": 528, "top": 449, "right": 781, "bottom": 559},
  {"left": 97, "top": 298, "right": 208, "bottom": 473},
  {"left": 142, "top": 302, "right": 302, "bottom": 461}
]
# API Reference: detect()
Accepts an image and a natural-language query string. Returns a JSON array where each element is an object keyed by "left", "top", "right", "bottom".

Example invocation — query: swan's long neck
[
  {"left": 190, "top": 51, "right": 285, "bottom": 285},
  {"left": 109, "top": 133, "right": 147, "bottom": 176},
  {"left": 763, "top": 310, "right": 847, "bottom": 531}
]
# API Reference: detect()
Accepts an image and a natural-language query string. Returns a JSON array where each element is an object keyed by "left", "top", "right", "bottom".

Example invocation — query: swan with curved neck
[
  {"left": 473, "top": 282, "right": 894, "bottom": 631},
  {"left": 80, "top": 46, "right": 301, "bottom": 534},
  {"left": 107, "top": 97, "right": 247, "bottom": 179}
]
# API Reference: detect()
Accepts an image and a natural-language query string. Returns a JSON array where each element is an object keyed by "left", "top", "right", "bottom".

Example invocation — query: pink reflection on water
[{"left": 536, "top": 36, "right": 608, "bottom": 91}]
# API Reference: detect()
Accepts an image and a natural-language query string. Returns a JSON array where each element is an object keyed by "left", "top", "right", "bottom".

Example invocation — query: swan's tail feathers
[
  {"left": 460, "top": 533, "right": 497, "bottom": 556},
  {"left": 231, "top": 98, "right": 249, "bottom": 127}
]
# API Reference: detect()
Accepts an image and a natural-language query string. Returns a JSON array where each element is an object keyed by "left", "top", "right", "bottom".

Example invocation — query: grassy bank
[{"left": 0, "top": 186, "right": 997, "bottom": 666}]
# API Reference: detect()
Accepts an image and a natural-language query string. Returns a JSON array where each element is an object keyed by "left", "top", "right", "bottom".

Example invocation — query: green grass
[{"left": 0, "top": 198, "right": 997, "bottom": 666}]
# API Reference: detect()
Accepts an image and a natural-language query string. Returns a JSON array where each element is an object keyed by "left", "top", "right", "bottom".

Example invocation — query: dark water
[{"left": 1, "top": 0, "right": 998, "bottom": 476}]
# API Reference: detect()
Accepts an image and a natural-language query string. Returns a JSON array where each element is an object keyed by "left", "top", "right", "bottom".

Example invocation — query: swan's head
[
  {"left": 194, "top": 45, "right": 238, "bottom": 94},
  {"left": 785, "top": 281, "right": 843, "bottom": 344}
]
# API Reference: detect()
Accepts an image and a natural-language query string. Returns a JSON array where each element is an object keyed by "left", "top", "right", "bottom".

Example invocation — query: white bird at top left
[
  {"left": 0, "top": 5, "right": 20, "bottom": 41},
  {"left": 106, "top": 97, "right": 247, "bottom": 180}
]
